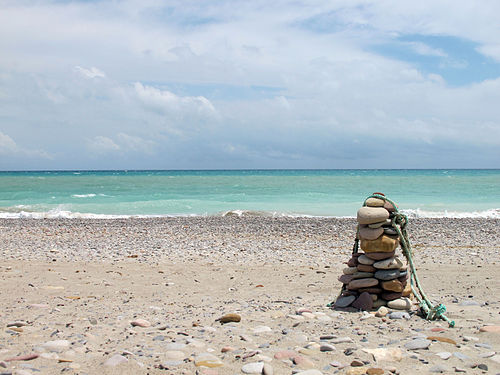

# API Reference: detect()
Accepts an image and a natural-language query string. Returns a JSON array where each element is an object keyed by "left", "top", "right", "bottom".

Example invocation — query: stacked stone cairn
[{"left": 335, "top": 196, "right": 413, "bottom": 311}]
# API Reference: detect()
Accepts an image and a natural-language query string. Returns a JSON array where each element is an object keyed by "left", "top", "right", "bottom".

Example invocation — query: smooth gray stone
[
  {"left": 404, "top": 339, "right": 431, "bottom": 350},
  {"left": 429, "top": 364, "right": 449, "bottom": 373},
  {"left": 453, "top": 352, "right": 470, "bottom": 360},
  {"left": 459, "top": 300, "right": 480, "bottom": 306},
  {"left": 388, "top": 311, "right": 410, "bottom": 320},
  {"left": 357, "top": 207, "right": 390, "bottom": 225},
  {"left": 335, "top": 295, "right": 356, "bottom": 308},
  {"left": 384, "top": 227, "right": 398, "bottom": 235},
  {"left": 435, "top": 352, "right": 451, "bottom": 360},
  {"left": 374, "top": 269, "right": 401, "bottom": 281},
  {"left": 357, "top": 255, "right": 375, "bottom": 265}
]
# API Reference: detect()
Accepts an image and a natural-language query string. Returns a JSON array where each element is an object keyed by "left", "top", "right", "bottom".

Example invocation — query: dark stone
[
  {"left": 374, "top": 269, "right": 400, "bottom": 281},
  {"left": 381, "top": 291, "right": 403, "bottom": 301},
  {"left": 358, "top": 287, "right": 383, "bottom": 294},
  {"left": 351, "top": 292, "right": 373, "bottom": 311},
  {"left": 347, "top": 257, "right": 358, "bottom": 267},
  {"left": 357, "top": 264, "right": 376, "bottom": 273},
  {"left": 338, "top": 274, "right": 354, "bottom": 284}
]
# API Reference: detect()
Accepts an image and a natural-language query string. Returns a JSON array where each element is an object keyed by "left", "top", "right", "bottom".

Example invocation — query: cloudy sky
[{"left": 1, "top": 0, "right": 499, "bottom": 170}]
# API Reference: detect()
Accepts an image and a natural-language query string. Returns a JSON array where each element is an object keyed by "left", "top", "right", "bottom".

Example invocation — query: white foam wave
[
  {"left": 401, "top": 208, "right": 500, "bottom": 219},
  {"left": 72, "top": 194, "right": 96, "bottom": 198}
]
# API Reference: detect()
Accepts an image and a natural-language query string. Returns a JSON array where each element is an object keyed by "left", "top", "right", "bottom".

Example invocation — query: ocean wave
[
  {"left": 0, "top": 207, "right": 498, "bottom": 219},
  {"left": 71, "top": 194, "right": 97, "bottom": 198}
]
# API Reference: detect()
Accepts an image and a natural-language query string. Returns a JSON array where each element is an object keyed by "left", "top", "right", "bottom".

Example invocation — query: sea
[{"left": 0, "top": 169, "right": 498, "bottom": 219}]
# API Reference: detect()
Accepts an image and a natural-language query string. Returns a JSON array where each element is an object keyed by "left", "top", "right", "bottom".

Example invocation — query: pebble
[
  {"left": 358, "top": 226, "right": 384, "bottom": 240},
  {"left": 429, "top": 364, "right": 449, "bottom": 373},
  {"left": 352, "top": 292, "right": 373, "bottom": 311},
  {"left": 404, "top": 339, "right": 431, "bottom": 350},
  {"left": 427, "top": 336, "right": 457, "bottom": 345},
  {"left": 319, "top": 344, "right": 335, "bottom": 352},
  {"left": 365, "top": 197, "right": 385, "bottom": 207},
  {"left": 362, "top": 348, "right": 402, "bottom": 362},
  {"left": 387, "top": 297, "right": 411, "bottom": 310},
  {"left": 253, "top": 325, "right": 272, "bottom": 334},
  {"left": 479, "top": 325, "right": 500, "bottom": 333},
  {"left": 361, "top": 235, "right": 398, "bottom": 253},
  {"left": 164, "top": 350, "right": 186, "bottom": 360},
  {"left": 366, "top": 369, "right": 384, "bottom": 375},
  {"left": 435, "top": 352, "right": 452, "bottom": 360},
  {"left": 295, "top": 370, "right": 323, "bottom": 375},
  {"left": 388, "top": 311, "right": 410, "bottom": 320},
  {"left": 218, "top": 313, "right": 241, "bottom": 324},
  {"left": 262, "top": 363, "right": 273, "bottom": 375},
  {"left": 103, "top": 354, "right": 128, "bottom": 367},
  {"left": 375, "top": 306, "right": 388, "bottom": 317},
  {"left": 452, "top": 352, "right": 469, "bottom": 361},
  {"left": 374, "top": 269, "right": 400, "bottom": 281},
  {"left": 130, "top": 319, "right": 151, "bottom": 327},
  {"left": 194, "top": 353, "right": 223, "bottom": 368},
  {"left": 347, "top": 278, "right": 379, "bottom": 290},
  {"left": 241, "top": 362, "right": 264, "bottom": 374},
  {"left": 373, "top": 257, "right": 403, "bottom": 270},
  {"left": 358, "top": 254, "right": 376, "bottom": 265},
  {"left": 330, "top": 337, "right": 353, "bottom": 344}
]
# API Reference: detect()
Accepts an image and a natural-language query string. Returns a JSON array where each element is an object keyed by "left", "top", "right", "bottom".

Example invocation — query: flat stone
[
  {"left": 362, "top": 348, "right": 403, "bottom": 362},
  {"left": 274, "top": 350, "right": 298, "bottom": 360},
  {"left": 365, "top": 197, "right": 385, "bottom": 207},
  {"left": 262, "top": 363, "right": 273, "bottom": 375},
  {"left": 382, "top": 291, "right": 403, "bottom": 301},
  {"left": 361, "top": 235, "right": 398, "bottom": 253},
  {"left": 358, "top": 226, "right": 384, "bottom": 240},
  {"left": 293, "top": 355, "right": 315, "bottom": 369},
  {"left": 253, "top": 325, "right": 272, "bottom": 334},
  {"left": 218, "top": 313, "right": 241, "bottom": 324},
  {"left": 402, "top": 282, "right": 412, "bottom": 297},
  {"left": 330, "top": 337, "right": 353, "bottom": 344},
  {"left": 164, "top": 351, "right": 186, "bottom": 360},
  {"left": 364, "top": 251, "right": 395, "bottom": 260},
  {"left": 358, "top": 255, "right": 375, "bottom": 265},
  {"left": 347, "top": 368, "right": 369, "bottom": 375},
  {"left": 194, "top": 353, "right": 223, "bottom": 368},
  {"left": 387, "top": 297, "right": 412, "bottom": 310},
  {"left": 357, "top": 264, "right": 376, "bottom": 273},
  {"left": 347, "top": 278, "right": 378, "bottom": 290},
  {"left": 358, "top": 287, "right": 383, "bottom": 294},
  {"left": 366, "top": 368, "right": 384, "bottom": 375},
  {"left": 404, "top": 339, "right": 431, "bottom": 350},
  {"left": 320, "top": 344, "right": 335, "bottom": 352},
  {"left": 368, "top": 219, "right": 391, "bottom": 228},
  {"left": 351, "top": 271, "right": 374, "bottom": 279},
  {"left": 347, "top": 257, "right": 358, "bottom": 267},
  {"left": 374, "top": 257, "right": 403, "bottom": 270},
  {"left": 294, "top": 370, "right": 323, "bottom": 375},
  {"left": 130, "top": 319, "right": 151, "bottom": 328},
  {"left": 480, "top": 325, "right": 500, "bottom": 333},
  {"left": 372, "top": 299, "right": 387, "bottom": 308},
  {"left": 381, "top": 279, "right": 403, "bottom": 292},
  {"left": 357, "top": 207, "right": 390, "bottom": 225},
  {"left": 384, "top": 227, "right": 398, "bottom": 235},
  {"left": 429, "top": 364, "right": 449, "bottom": 373},
  {"left": 351, "top": 292, "right": 373, "bottom": 311},
  {"left": 343, "top": 267, "right": 358, "bottom": 275},
  {"left": 241, "top": 362, "right": 264, "bottom": 374},
  {"left": 453, "top": 352, "right": 469, "bottom": 360},
  {"left": 104, "top": 354, "right": 128, "bottom": 367},
  {"left": 427, "top": 336, "right": 457, "bottom": 345},
  {"left": 375, "top": 269, "right": 400, "bottom": 281},
  {"left": 388, "top": 311, "right": 410, "bottom": 320},
  {"left": 335, "top": 295, "right": 356, "bottom": 308},
  {"left": 435, "top": 352, "right": 452, "bottom": 360},
  {"left": 338, "top": 274, "right": 354, "bottom": 284},
  {"left": 384, "top": 201, "right": 396, "bottom": 212}
]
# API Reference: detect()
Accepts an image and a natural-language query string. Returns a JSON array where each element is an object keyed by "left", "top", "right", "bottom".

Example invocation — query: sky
[{"left": 0, "top": 0, "right": 499, "bottom": 170}]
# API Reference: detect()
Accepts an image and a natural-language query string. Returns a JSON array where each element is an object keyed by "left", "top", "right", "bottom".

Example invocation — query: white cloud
[
  {"left": 117, "top": 133, "right": 156, "bottom": 154},
  {"left": 74, "top": 66, "right": 106, "bottom": 79},
  {"left": 0, "top": 131, "right": 18, "bottom": 154},
  {"left": 0, "top": 131, "right": 52, "bottom": 159},
  {"left": 86, "top": 136, "right": 120, "bottom": 154},
  {"left": 407, "top": 42, "right": 447, "bottom": 57}
]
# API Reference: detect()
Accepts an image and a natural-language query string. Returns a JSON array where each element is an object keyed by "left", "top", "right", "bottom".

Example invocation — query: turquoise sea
[{"left": 0, "top": 170, "right": 498, "bottom": 218}]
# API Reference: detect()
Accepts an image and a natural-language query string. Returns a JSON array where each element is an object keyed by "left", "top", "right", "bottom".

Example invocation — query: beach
[{"left": 0, "top": 217, "right": 499, "bottom": 374}]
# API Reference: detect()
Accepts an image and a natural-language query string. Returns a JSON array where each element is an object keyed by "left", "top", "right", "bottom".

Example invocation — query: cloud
[
  {"left": 117, "top": 133, "right": 156, "bottom": 154},
  {"left": 86, "top": 136, "right": 120, "bottom": 154},
  {"left": 0, "top": 131, "right": 18, "bottom": 154},
  {"left": 0, "top": 131, "right": 52, "bottom": 159},
  {"left": 74, "top": 66, "right": 106, "bottom": 79}
]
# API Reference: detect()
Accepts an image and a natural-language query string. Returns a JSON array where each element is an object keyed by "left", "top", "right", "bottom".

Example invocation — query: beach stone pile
[{"left": 335, "top": 196, "right": 413, "bottom": 311}]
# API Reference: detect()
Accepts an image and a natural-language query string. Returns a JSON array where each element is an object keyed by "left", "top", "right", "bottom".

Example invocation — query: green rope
[{"left": 362, "top": 194, "right": 455, "bottom": 327}]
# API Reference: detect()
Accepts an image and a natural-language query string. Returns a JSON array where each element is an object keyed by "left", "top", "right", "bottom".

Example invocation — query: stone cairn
[{"left": 334, "top": 194, "right": 413, "bottom": 311}]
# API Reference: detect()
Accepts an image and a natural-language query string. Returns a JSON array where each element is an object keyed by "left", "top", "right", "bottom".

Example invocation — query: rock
[
  {"left": 274, "top": 350, "right": 298, "bottom": 359},
  {"left": 357, "top": 207, "right": 390, "bottom": 225},
  {"left": 427, "top": 336, "right": 457, "bottom": 345},
  {"left": 347, "top": 278, "right": 378, "bottom": 290},
  {"left": 358, "top": 226, "right": 384, "bottom": 241},
  {"left": 477, "top": 364, "right": 488, "bottom": 371},
  {"left": 5, "top": 353, "right": 39, "bottom": 362},
  {"left": 358, "top": 287, "right": 383, "bottom": 294},
  {"left": 335, "top": 295, "right": 356, "bottom": 307},
  {"left": 358, "top": 255, "right": 375, "bottom": 265},
  {"left": 320, "top": 344, "right": 335, "bottom": 352},
  {"left": 384, "top": 201, "right": 396, "bottom": 211},
  {"left": 387, "top": 297, "right": 412, "bottom": 310},
  {"left": 194, "top": 353, "right": 223, "bottom": 368},
  {"left": 435, "top": 352, "right": 452, "bottom": 360},
  {"left": 241, "top": 362, "right": 264, "bottom": 374},
  {"left": 375, "top": 306, "right": 388, "bottom": 317},
  {"left": 347, "top": 257, "right": 358, "bottom": 267},
  {"left": 338, "top": 274, "right": 354, "bottom": 284},
  {"left": 294, "top": 370, "right": 323, "bottom": 375},
  {"left": 364, "top": 251, "right": 396, "bottom": 260},
  {"left": 350, "top": 359, "right": 364, "bottom": 367},
  {"left": 361, "top": 235, "right": 398, "bottom": 253},
  {"left": 384, "top": 227, "right": 398, "bottom": 235},
  {"left": 429, "top": 364, "right": 449, "bottom": 373},
  {"left": 221, "top": 346, "right": 235, "bottom": 352},
  {"left": 346, "top": 368, "right": 368, "bottom": 375},
  {"left": 330, "top": 337, "right": 353, "bottom": 344},
  {"left": 372, "top": 299, "right": 387, "bottom": 308},
  {"left": 130, "top": 319, "right": 151, "bottom": 328},
  {"left": 388, "top": 311, "right": 410, "bottom": 320},
  {"left": 362, "top": 348, "right": 403, "bottom": 362},
  {"left": 366, "top": 197, "right": 385, "bottom": 207},
  {"left": 479, "top": 325, "right": 500, "bottom": 333},
  {"left": 374, "top": 269, "right": 400, "bottom": 281},
  {"left": 381, "top": 279, "right": 403, "bottom": 292},
  {"left": 218, "top": 313, "right": 241, "bottom": 324},
  {"left": 253, "top": 325, "right": 272, "bottom": 334},
  {"left": 382, "top": 290, "right": 403, "bottom": 301},
  {"left": 293, "top": 355, "right": 315, "bottom": 369},
  {"left": 352, "top": 272, "right": 374, "bottom": 279},
  {"left": 343, "top": 267, "right": 358, "bottom": 275},
  {"left": 262, "top": 363, "right": 273, "bottom": 375},
  {"left": 404, "top": 339, "right": 431, "bottom": 350},
  {"left": 351, "top": 292, "right": 373, "bottom": 311},
  {"left": 401, "top": 282, "right": 412, "bottom": 297},
  {"left": 104, "top": 354, "right": 128, "bottom": 367},
  {"left": 452, "top": 352, "right": 469, "bottom": 360},
  {"left": 368, "top": 220, "right": 390, "bottom": 228},
  {"left": 164, "top": 351, "right": 186, "bottom": 360},
  {"left": 366, "top": 369, "right": 384, "bottom": 375},
  {"left": 41, "top": 340, "right": 70, "bottom": 352},
  {"left": 373, "top": 257, "right": 403, "bottom": 270},
  {"left": 357, "top": 264, "right": 376, "bottom": 273}
]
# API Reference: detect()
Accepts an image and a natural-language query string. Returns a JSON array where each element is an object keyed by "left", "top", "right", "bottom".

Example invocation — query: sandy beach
[{"left": 0, "top": 217, "right": 499, "bottom": 374}]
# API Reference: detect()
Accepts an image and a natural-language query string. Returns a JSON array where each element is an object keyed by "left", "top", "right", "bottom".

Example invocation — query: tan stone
[
  {"left": 357, "top": 264, "right": 376, "bottom": 273},
  {"left": 402, "top": 281, "right": 412, "bottom": 297},
  {"left": 361, "top": 235, "right": 398, "bottom": 253},
  {"left": 358, "top": 226, "right": 384, "bottom": 240},
  {"left": 365, "top": 197, "right": 385, "bottom": 207},
  {"left": 347, "top": 278, "right": 378, "bottom": 290},
  {"left": 381, "top": 279, "right": 403, "bottom": 292},
  {"left": 357, "top": 207, "right": 390, "bottom": 225}
]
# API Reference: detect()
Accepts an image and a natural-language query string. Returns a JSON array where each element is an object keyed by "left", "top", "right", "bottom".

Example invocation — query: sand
[{"left": 0, "top": 217, "right": 499, "bottom": 374}]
